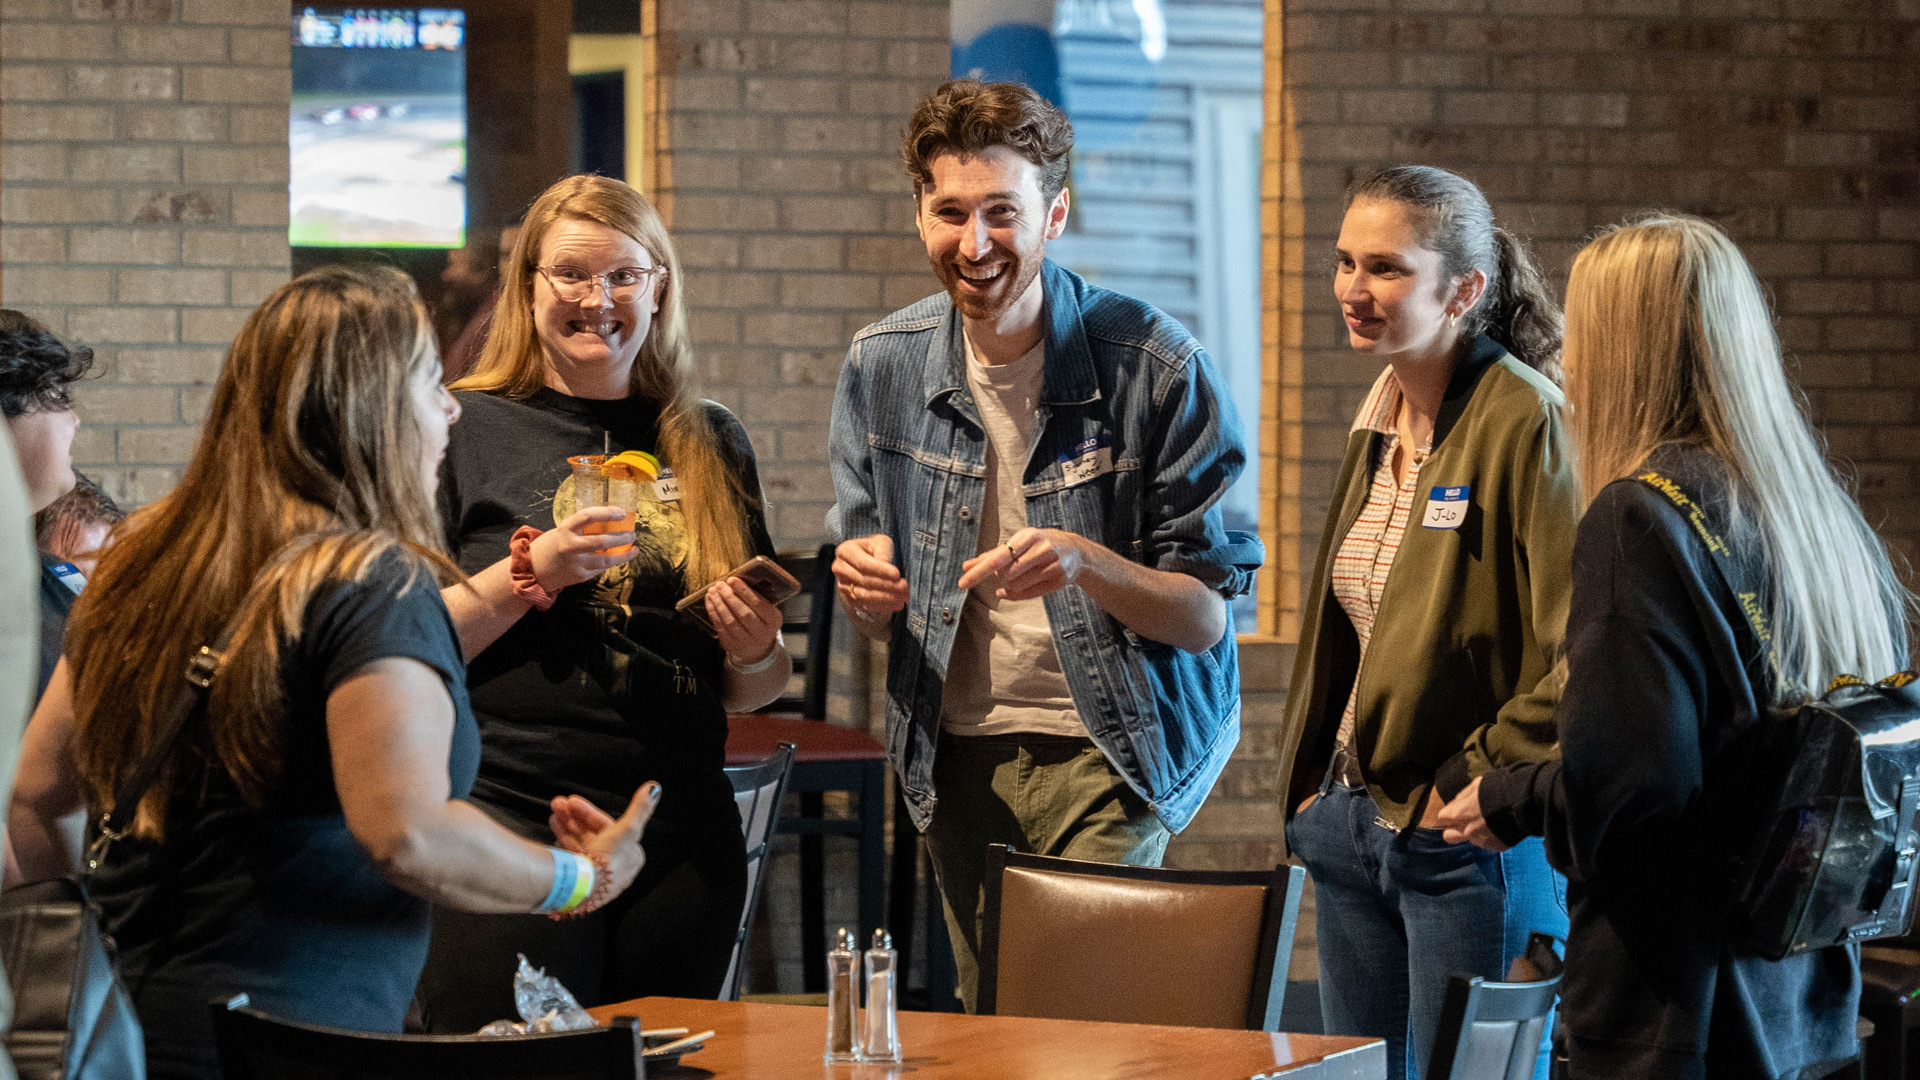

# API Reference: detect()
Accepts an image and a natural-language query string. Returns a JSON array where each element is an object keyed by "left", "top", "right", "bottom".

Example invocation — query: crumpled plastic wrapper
[{"left": 475, "top": 953, "right": 600, "bottom": 1035}]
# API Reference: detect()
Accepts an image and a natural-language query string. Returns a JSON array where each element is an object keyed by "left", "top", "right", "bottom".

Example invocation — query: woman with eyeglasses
[{"left": 412, "top": 175, "right": 787, "bottom": 1028}]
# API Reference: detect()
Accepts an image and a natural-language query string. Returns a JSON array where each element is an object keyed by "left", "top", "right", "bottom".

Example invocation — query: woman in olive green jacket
[{"left": 1278, "top": 166, "right": 1581, "bottom": 1080}]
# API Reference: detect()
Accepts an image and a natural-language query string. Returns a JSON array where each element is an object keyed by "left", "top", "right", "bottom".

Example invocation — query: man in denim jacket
[{"left": 827, "top": 80, "right": 1262, "bottom": 1010}]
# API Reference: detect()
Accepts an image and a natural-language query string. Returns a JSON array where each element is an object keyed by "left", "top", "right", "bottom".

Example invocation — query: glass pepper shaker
[{"left": 824, "top": 926, "right": 861, "bottom": 1062}]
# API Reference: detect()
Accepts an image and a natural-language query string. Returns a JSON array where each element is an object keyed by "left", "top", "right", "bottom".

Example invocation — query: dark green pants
[{"left": 923, "top": 731, "right": 1170, "bottom": 1012}]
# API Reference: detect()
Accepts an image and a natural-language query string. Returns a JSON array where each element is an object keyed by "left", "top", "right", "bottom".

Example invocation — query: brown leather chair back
[{"left": 978, "top": 845, "right": 1305, "bottom": 1031}]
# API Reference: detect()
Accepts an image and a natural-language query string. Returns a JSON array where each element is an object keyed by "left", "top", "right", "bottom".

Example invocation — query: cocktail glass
[{"left": 566, "top": 453, "right": 638, "bottom": 556}]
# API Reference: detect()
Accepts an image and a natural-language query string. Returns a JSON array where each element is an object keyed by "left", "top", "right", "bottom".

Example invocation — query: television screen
[{"left": 290, "top": 7, "right": 467, "bottom": 248}]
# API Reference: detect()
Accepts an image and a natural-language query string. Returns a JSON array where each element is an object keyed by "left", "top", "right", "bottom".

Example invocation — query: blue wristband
[{"left": 535, "top": 847, "right": 579, "bottom": 914}]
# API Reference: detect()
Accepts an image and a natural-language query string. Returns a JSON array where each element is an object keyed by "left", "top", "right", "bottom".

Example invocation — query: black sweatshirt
[{"left": 1477, "top": 443, "right": 1859, "bottom": 1080}]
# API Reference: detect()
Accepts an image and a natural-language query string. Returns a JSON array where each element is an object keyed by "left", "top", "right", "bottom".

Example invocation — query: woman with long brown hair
[
  {"left": 412, "top": 175, "right": 786, "bottom": 1026},
  {"left": 8, "top": 265, "right": 657, "bottom": 1079}
]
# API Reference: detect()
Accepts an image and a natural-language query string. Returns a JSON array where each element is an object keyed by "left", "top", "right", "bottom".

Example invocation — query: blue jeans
[{"left": 1286, "top": 781, "right": 1568, "bottom": 1080}]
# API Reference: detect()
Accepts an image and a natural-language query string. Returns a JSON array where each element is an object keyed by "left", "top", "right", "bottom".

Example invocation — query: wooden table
[{"left": 589, "top": 996, "right": 1386, "bottom": 1079}]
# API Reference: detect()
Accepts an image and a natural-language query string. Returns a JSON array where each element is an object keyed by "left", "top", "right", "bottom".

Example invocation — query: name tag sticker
[
  {"left": 1057, "top": 434, "right": 1113, "bottom": 488},
  {"left": 653, "top": 468, "right": 682, "bottom": 503},
  {"left": 50, "top": 561, "right": 86, "bottom": 594},
  {"left": 1423, "top": 485, "right": 1470, "bottom": 530}
]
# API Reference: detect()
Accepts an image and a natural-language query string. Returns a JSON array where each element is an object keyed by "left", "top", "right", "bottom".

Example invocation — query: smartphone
[{"left": 676, "top": 555, "right": 803, "bottom": 633}]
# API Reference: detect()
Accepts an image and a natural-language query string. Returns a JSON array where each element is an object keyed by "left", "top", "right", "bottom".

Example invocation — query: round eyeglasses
[{"left": 533, "top": 264, "right": 668, "bottom": 304}]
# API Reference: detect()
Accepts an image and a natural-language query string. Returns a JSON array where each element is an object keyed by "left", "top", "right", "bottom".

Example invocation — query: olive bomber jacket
[{"left": 1277, "top": 336, "right": 1582, "bottom": 836}]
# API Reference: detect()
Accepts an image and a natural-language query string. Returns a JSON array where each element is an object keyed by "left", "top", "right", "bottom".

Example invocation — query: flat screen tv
[{"left": 290, "top": 7, "right": 467, "bottom": 248}]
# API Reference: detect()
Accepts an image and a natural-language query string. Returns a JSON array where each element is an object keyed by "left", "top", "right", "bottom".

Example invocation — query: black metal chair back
[
  {"left": 720, "top": 741, "right": 796, "bottom": 1000},
  {"left": 1426, "top": 932, "right": 1564, "bottom": 1080},
  {"left": 763, "top": 544, "right": 835, "bottom": 719},
  {"left": 211, "top": 995, "right": 644, "bottom": 1079}
]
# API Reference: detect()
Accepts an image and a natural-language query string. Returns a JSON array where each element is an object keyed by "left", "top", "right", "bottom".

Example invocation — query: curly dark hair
[
  {"left": 902, "top": 79, "right": 1075, "bottom": 202},
  {"left": 0, "top": 309, "right": 94, "bottom": 418}
]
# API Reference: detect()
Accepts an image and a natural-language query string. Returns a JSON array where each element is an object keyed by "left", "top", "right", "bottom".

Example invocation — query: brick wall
[
  {"left": 647, "top": 0, "right": 952, "bottom": 550},
  {"left": 1268, "top": 0, "right": 1920, "bottom": 633},
  {"left": 642, "top": 0, "right": 950, "bottom": 994},
  {"left": 1, "top": 0, "right": 292, "bottom": 507}
]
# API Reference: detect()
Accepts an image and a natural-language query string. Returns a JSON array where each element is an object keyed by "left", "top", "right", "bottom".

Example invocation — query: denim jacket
[{"left": 827, "top": 260, "right": 1264, "bottom": 833}]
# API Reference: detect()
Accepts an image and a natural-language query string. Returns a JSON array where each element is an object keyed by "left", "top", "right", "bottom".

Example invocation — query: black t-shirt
[
  {"left": 440, "top": 388, "right": 772, "bottom": 846},
  {"left": 91, "top": 547, "right": 478, "bottom": 1068}
]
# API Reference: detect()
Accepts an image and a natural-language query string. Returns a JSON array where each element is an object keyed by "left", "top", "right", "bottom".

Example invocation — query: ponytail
[
  {"left": 1483, "top": 226, "right": 1563, "bottom": 382},
  {"left": 1348, "top": 165, "right": 1564, "bottom": 381}
]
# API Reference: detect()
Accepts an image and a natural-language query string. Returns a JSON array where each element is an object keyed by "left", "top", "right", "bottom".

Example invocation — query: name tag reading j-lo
[
  {"left": 1058, "top": 434, "right": 1113, "bottom": 487},
  {"left": 1423, "top": 485, "right": 1469, "bottom": 530}
]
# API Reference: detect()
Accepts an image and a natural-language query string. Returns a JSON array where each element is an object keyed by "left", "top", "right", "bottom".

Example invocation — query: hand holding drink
[
  {"left": 528, "top": 506, "right": 637, "bottom": 591},
  {"left": 565, "top": 450, "right": 661, "bottom": 558}
]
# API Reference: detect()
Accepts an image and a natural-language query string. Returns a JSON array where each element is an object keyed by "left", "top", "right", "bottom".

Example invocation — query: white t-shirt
[{"left": 939, "top": 334, "right": 1086, "bottom": 738}]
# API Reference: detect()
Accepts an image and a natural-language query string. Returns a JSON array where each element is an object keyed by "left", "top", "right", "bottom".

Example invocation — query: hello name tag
[
  {"left": 49, "top": 561, "right": 86, "bottom": 595},
  {"left": 1058, "top": 434, "right": 1114, "bottom": 487},
  {"left": 1423, "top": 485, "right": 1470, "bottom": 530},
  {"left": 653, "top": 468, "right": 682, "bottom": 503}
]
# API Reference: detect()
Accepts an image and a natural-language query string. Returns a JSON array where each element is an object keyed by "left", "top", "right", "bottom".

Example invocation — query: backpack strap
[{"left": 1631, "top": 468, "right": 1782, "bottom": 687}]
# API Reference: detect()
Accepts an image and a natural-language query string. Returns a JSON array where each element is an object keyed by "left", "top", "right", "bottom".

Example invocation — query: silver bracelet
[{"left": 726, "top": 632, "right": 785, "bottom": 674}]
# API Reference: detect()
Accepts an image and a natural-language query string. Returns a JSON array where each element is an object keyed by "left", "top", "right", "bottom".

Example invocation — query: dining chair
[
  {"left": 210, "top": 995, "right": 644, "bottom": 1079},
  {"left": 977, "top": 844, "right": 1306, "bottom": 1031},
  {"left": 1425, "top": 932, "right": 1563, "bottom": 1080},
  {"left": 719, "top": 741, "right": 796, "bottom": 1001},
  {"left": 724, "top": 544, "right": 890, "bottom": 992}
]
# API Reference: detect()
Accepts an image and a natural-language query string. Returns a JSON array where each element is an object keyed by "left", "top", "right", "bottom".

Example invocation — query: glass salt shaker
[
  {"left": 824, "top": 926, "right": 861, "bottom": 1062},
  {"left": 862, "top": 928, "right": 901, "bottom": 1062}
]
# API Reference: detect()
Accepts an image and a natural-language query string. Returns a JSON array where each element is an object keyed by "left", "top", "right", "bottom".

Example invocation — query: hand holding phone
[{"left": 676, "top": 555, "right": 802, "bottom": 635}]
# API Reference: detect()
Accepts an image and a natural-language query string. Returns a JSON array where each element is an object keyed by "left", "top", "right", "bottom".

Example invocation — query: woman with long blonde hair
[
  {"left": 8, "top": 266, "right": 657, "bottom": 1080},
  {"left": 1439, "top": 215, "right": 1913, "bottom": 1077},
  {"left": 414, "top": 174, "right": 786, "bottom": 1026}
]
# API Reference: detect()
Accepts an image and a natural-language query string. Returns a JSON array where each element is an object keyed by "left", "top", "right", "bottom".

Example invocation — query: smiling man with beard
[{"left": 827, "top": 79, "right": 1264, "bottom": 1011}]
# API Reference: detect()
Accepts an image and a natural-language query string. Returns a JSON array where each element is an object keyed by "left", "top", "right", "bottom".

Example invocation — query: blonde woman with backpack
[{"left": 1439, "top": 215, "right": 1915, "bottom": 1077}]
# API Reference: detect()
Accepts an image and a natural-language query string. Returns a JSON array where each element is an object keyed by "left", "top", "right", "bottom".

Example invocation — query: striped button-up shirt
[{"left": 1332, "top": 369, "right": 1430, "bottom": 753}]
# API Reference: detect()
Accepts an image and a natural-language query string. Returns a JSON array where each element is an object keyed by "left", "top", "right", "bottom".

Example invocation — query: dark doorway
[{"left": 570, "top": 70, "right": 626, "bottom": 181}]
